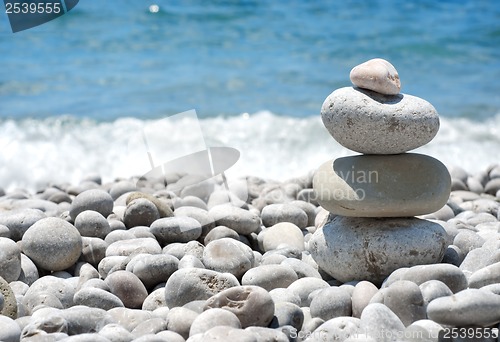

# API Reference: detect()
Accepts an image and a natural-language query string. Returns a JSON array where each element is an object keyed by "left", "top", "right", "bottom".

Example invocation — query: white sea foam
[{"left": 0, "top": 111, "right": 498, "bottom": 191}]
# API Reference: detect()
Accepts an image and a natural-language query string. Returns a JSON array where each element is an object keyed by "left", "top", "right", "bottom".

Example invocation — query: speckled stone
[
  {"left": 309, "top": 317, "right": 361, "bottom": 342},
  {"left": 21, "top": 217, "right": 82, "bottom": 271},
  {"left": 204, "top": 285, "right": 275, "bottom": 328},
  {"left": 165, "top": 268, "right": 239, "bottom": 308},
  {"left": 0, "top": 276, "right": 17, "bottom": 319},
  {"left": 313, "top": 154, "right": 451, "bottom": 217},
  {"left": 321, "top": 87, "right": 439, "bottom": 154},
  {"left": 350, "top": 58, "right": 401, "bottom": 95},
  {"left": 308, "top": 216, "right": 448, "bottom": 284},
  {"left": 23, "top": 276, "right": 76, "bottom": 312}
]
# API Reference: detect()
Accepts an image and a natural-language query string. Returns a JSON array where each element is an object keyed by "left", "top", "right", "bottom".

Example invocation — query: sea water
[{"left": 0, "top": 0, "right": 499, "bottom": 190}]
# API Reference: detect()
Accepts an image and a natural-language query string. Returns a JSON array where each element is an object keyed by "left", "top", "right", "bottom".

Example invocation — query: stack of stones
[{"left": 309, "top": 58, "right": 452, "bottom": 285}]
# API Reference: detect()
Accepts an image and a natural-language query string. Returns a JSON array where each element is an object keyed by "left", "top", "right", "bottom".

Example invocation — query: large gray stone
[
  {"left": 313, "top": 154, "right": 451, "bottom": 217},
  {"left": 308, "top": 216, "right": 447, "bottom": 284},
  {"left": 321, "top": 87, "right": 439, "bottom": 154},
  {"left": 21, "top": 217, "right": 82, "bottom": 272}
]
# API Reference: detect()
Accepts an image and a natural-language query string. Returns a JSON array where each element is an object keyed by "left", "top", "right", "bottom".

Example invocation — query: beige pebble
[{"left": 350, "top": 58, "right": 401, "bottom": 95}]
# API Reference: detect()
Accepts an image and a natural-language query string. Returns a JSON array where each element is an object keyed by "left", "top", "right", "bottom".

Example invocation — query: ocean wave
[{"left": 0, "top": 111, "right": 498, "bottom": 191}]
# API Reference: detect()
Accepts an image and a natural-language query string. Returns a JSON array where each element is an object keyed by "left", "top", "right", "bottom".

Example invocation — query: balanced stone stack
[{"left": 309, "top": 58, "right": 452, "bottom": 285}]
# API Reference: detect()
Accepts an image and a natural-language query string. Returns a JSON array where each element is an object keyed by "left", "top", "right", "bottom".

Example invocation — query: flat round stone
[
  {"left": 313, "top": 154, "right": 451, "bottom": 217},
  {"left": 321, "top": 87, "right": 439, "bottom": 154},
  {"left": 308, "top": 216, "right": 448, "bottom": 284},
  {"left": 350, "top": 58, "right": 401, "bottom": 95}
]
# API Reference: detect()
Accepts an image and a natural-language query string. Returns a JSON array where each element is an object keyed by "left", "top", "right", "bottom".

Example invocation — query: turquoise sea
[{"left": 0, "top": 0, "right": 499, "bottom": 189}]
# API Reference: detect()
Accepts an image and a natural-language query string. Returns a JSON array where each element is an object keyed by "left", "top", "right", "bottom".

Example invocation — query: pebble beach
[
  {"left": 0, "top": 161, "right": 499, "bottom": 341},
  {"left": 1, "top": 2, "right": 499, "bottom": 342}
]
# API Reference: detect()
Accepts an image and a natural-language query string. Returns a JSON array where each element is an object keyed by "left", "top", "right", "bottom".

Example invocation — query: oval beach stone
[
  {"left": 321, "top": 87, "right": 439, "bottom": 154},
  {"left": 427, "top": 288, "right": 500, "bottom": 326},
  {"left": 350, "top": 58, "right": 401, "bottom": 95},
  {"left": 74, "top": 210, "right": 111, "bottom": 239},
  {"left": 69, "top": 189, "right": 113, "bottom": 220},
  {"left": 204, "top": 285, "right": 275, "bottom": 328},
  {"left": 209, "top": 204, "right": 261, "bottom": 235},
  {"left": 123, "top": 198, "right": 160, "bottom": 228},
  {"left": 313, "top": 154, "right": 451, "bottom": 217},
  {"left": 105, "top": 270, "right": 148, "bottom": 309},
  {"left": 150, "top": 216, "right": 202, "bottom": 245},
  {"left": 308, "top": 216, "right": 447, "bottom": 284},
  {"left": 242, "top": 264, "right": 298, "bottom": 291},
  {"left": 165, "top": 268, "right": 239, "bottom": 308},
  {"left": 203, "top": 238, "right": 254, "bottom": 278},
  {"left": 0, "top": 237, "right": 21, "bottom": 283},
  {"left": 22, "top": 217, "right": 82, "bottom": 271}
]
